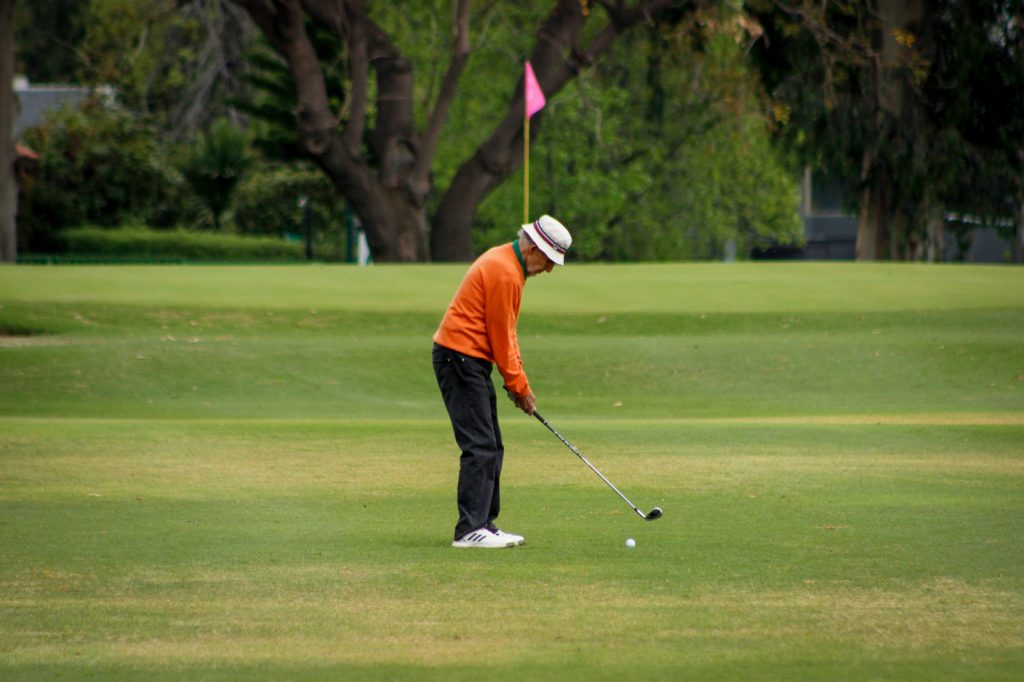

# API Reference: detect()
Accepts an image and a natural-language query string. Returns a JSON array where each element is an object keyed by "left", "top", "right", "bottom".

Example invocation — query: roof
[
  {"left": 15, "top": 143, "right": 39, "bottom": 161},
  {"left": 14, "top": 83, "right": 93, "bottom": 137}
]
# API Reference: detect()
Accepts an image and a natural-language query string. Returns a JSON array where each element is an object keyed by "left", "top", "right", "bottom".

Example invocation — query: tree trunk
[
  {"left": 924, "top": 200, "right": 945, "bottom": 263},
  {"left": 431, "top": 0, "right": 589, "bottom": 261},
  {"left": 1015, "top": 194, "right": 1023, "bottom": 265},
  {"left": 312, "top": 143, "right": 430, "bottom": 261},
  {"left": 431, "top": 165, "right": 495, "bottom": 261},
  {"left": 871, "top": 0, "right": 923, "bottom": 261},
  {"left": 430, "top": 0, "right": 679, "bottom": 260},
  {"left": 1016, "top": 149, "right": 1024, "bottom": 264},
  {"left": 233, "top": 0, "right": 677, "bottom": 262},
  {"left": 855, "top": 150, "right": 888, "bottom": 261},
  {"left": 0, "top": 0, "right": 16, "bottom": 263},
  {"left": 854, "top": 164, "right": 891, "bottom": 264},
  {"left": 234, "top": 0, "right": 430, "bottom": 262},
  {"left": 854, "top": 0, "right": 924, "bottom": 261},
  {"left": 855, "top": 151, "right": 875, "bottom": 260}
]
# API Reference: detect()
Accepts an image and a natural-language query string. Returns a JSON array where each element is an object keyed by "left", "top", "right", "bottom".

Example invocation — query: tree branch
[
  {"left": 364, "top": 16, "right": 415, "bottom": 189},
  {"left": 411, "top": 0, "right": 471, "bottom": 194},
  {"left": 230, "top": 0, "right": 429, "bottom": 261},
  {"left": 343, "top": 10, "right": 369, "bottom": 156},
  {"left": 432, "top": 0, "right": 683, "bottom": 260},
  {"left": 294, "top": 1, "right": 367, "bottom": 157},
  {"left": 234, "top": 0, "right": 337, "bottom": 154}
]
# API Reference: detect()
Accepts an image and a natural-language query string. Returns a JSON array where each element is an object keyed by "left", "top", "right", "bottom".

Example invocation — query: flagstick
[{"left": 524, "top": 102, "right": 530, "bottom": 224}]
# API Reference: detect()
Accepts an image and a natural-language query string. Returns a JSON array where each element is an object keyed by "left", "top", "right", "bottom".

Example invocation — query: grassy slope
[
  {"left": 1, "top": 263, "right": 1022, "bottom": 680},
  {"left": 0, "top": 263, "right": 1020, "bottom": 420}
]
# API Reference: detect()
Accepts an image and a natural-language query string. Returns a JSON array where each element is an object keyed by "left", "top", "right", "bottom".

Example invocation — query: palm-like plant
[{"left": 178, "top": 119, "right": 253, "bottom": 231}]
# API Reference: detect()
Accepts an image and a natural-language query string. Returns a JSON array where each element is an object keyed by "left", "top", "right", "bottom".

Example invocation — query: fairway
[{"left": 1, "top": 263, "right": 1023, "bottom": 680}]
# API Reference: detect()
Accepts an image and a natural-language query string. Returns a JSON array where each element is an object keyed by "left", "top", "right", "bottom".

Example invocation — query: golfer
[{"left": 433, "top": 215, "right": 572, "bottom": 548}]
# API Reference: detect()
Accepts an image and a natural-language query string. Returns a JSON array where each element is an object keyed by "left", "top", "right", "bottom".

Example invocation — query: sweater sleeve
[{"left": 485, "top": 275, "right": 530, "bottom": 397}]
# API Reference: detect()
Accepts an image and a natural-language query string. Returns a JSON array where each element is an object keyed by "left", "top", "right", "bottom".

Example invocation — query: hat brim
[{"left": 522, "top": 222, "right": 566, "bottom": 265}]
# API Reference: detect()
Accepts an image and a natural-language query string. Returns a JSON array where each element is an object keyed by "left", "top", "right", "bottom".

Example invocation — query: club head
[{"left": 645, "top": 507, "right": 663, "bottom": 521}]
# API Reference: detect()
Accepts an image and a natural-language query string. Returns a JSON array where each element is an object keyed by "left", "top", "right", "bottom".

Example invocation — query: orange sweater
[{"left": 433, "top": 242, "right": 531, "bottom": 397}]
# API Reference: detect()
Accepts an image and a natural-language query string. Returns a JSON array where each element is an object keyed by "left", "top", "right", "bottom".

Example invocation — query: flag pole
[
  {"left": 524, "top": 98, "right": 532, "bottom": 223},
  {"left": 523, "top": 60, "right": 545, "bottom": 225}
]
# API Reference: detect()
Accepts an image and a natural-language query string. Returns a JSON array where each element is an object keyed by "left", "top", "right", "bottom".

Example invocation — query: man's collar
[{"left": 511, "top": 240, "right": 528, "bottom": 279}]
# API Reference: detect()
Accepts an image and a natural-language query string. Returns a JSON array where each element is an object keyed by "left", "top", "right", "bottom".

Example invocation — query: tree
[
  {"left": 464, "top": 4, "right": 803, "bottom": 261},
  {"left": 925, "top": 1, "right": 1024, "bottom": 263},
  {"left": 750, "top": 0, "right": 1024, "bottom": 261},
  {"left": 12, "top": 0, "right": 88, "bottom": 83},
  {"left": 227, "top": 0, "right": 681, "bottom": 262},
  {"left": 176, "top": 118, "right": 254, "bottom": 230},
  {"left": 1, "top": 0, "right": 16, "bottom": 263},
  {"left": 231, "top": 22, "right": 353, "bottom": 164},
  {"left": 13, "top": 0, "right": 257, "bottom": 143},
  {"left": 81, "top": 0, "right": 257, "bottom": 141},
  {"left": 19, "top": 99, "right": 189, "bottom": 248}
]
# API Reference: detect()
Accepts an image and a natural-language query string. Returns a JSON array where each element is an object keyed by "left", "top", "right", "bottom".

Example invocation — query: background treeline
[
  {"left": 10, "top": 1, "right": 1021, "bottom": 262},
  {"left": 11, "top": 1, "right": 800, "bottom": 262}
]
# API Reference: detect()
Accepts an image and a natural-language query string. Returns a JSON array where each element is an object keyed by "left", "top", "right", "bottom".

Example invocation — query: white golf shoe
[
  {"left": 487, "top": 524, "right": 525, "bottom": 546},
  {"left": 452, "top": 527, "right": 517, "bottom": 548}
]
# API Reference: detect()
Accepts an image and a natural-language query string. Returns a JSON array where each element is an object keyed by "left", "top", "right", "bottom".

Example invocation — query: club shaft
[{"left": 533, "top": 411, "right": 646, "bottom": 518}]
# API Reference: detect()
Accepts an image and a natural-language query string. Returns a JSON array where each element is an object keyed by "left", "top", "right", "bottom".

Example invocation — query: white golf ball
[{"left": 625, "top": 538, "right": 636, "bottom": 548}]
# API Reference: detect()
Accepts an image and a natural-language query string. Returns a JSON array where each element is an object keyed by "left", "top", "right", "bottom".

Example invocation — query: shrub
[
  {"left": 18, "top": 97, "right": 192, "bottom": 251},
  {"left": 233, "top": 164, "right": 349, "bottom": 261},
  {"left": 46, "top": 226, "right": 304, "bottom": 262},
  {"left": 233, "top": 164, "right": 345, "bottom": 238},
  {"left": 175, "top": 119, "right": 254, "bottom": 231}
]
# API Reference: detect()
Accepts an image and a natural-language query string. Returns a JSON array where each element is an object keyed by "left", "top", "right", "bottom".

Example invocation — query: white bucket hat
[{"left": 522, "top": 215, "right": 572, "bottom": 265}]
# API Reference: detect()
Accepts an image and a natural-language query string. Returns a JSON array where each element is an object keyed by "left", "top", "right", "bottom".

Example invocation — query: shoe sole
[
  {"left": 451, "top": 539, "right": 517, "bottom": 548},
  {"left": 493, "top": 530, "right": 525, "bottom": 546}
]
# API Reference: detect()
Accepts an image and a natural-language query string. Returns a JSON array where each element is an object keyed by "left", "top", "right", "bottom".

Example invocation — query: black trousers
[{"left": 432, "top": 343, "right": 504, "bottom": 540}]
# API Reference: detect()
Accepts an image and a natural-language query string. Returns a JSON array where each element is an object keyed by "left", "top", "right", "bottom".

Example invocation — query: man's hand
[
  {"left": 514, "top": 391, "right": 536, "bottom": 415},
  {"left": 503, "top": 385, "right": 536, "bottom": 415}
]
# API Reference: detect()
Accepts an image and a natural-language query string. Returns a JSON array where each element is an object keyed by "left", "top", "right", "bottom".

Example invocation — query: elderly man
[{"left": 432, "top": 215, "right": 572, "bottom": 548}]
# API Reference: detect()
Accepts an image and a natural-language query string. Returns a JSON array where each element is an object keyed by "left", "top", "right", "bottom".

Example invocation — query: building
[
  {"left": 13, "top": 76, "right": 99, "bottom": 137},
  {"left": 757, "top": 168, "right": 1015, "bottom": 263}
]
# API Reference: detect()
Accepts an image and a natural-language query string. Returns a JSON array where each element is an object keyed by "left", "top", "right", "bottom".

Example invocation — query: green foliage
[
  {"left": 749, "top": 0, "right": 1024, "bottom": 253},
  {"left": 18, "top": 98, "right": 192, "bottom": 250},
  {"left": 75, "top": 0, "right": 256, "bottom": 136},
  {"left": 175, "top": 118, "right": 254, "bottom": 231},
  {"left": 233, "top": 164, "right": 349, "bottom": 260},
  {"left": 923, "top": 0, "right": 1024, "bottom": 237},
  {"left": 78, "top": 0, "right": 177, "bottom": 111},
  {"left": 231, "top": 47, "right": 308, "bottom": 161},
  {"left": 13, "top": 0, "right": 88, "bottom": 82},
  {"left": 468, "top": 6, "right": 803, "bottom": 260},
  {"left": 14, "top": 0, "right": 242, "bottom": 135},
  {"left": 13, "top": 0, "right": 810, "bottom": 262},
  {"left": 54, "top": 225, "right": 303, "bottom": 262},
  {"left": 416, "top": 4, "right": 548, "bottom": 190},
  {"left": 234, "top": 27, "right": 352, "bottom": 162},
  {"left": 232, "top": 3, "right": 800, "bottom": 261},
  {"left": 233, "top": 165, "right": 336, "bottom": 236}
]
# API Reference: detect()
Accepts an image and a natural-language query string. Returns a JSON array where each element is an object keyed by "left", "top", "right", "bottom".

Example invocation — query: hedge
[{"left": 21, "top": 227, "right": 306, "bottom": 264}]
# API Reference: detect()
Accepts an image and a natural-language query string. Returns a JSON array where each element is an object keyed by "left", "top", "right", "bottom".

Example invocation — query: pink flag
[{"left": 525, "top": 61, "right": 546, "bottom": 119}]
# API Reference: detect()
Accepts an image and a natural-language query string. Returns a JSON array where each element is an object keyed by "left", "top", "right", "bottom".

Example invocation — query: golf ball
[{"left": 625, "top": 538, "right": 636, "bottom": 548}]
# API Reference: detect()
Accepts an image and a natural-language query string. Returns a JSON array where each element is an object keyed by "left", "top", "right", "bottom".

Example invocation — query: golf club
[{"left": 532, "top": 410, "right": 663, "bottom": 521}]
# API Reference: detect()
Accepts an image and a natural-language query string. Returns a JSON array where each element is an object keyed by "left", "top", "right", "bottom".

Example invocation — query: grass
[{"left": 1, "top": 262, "right": 1023, "bottom": 680}]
